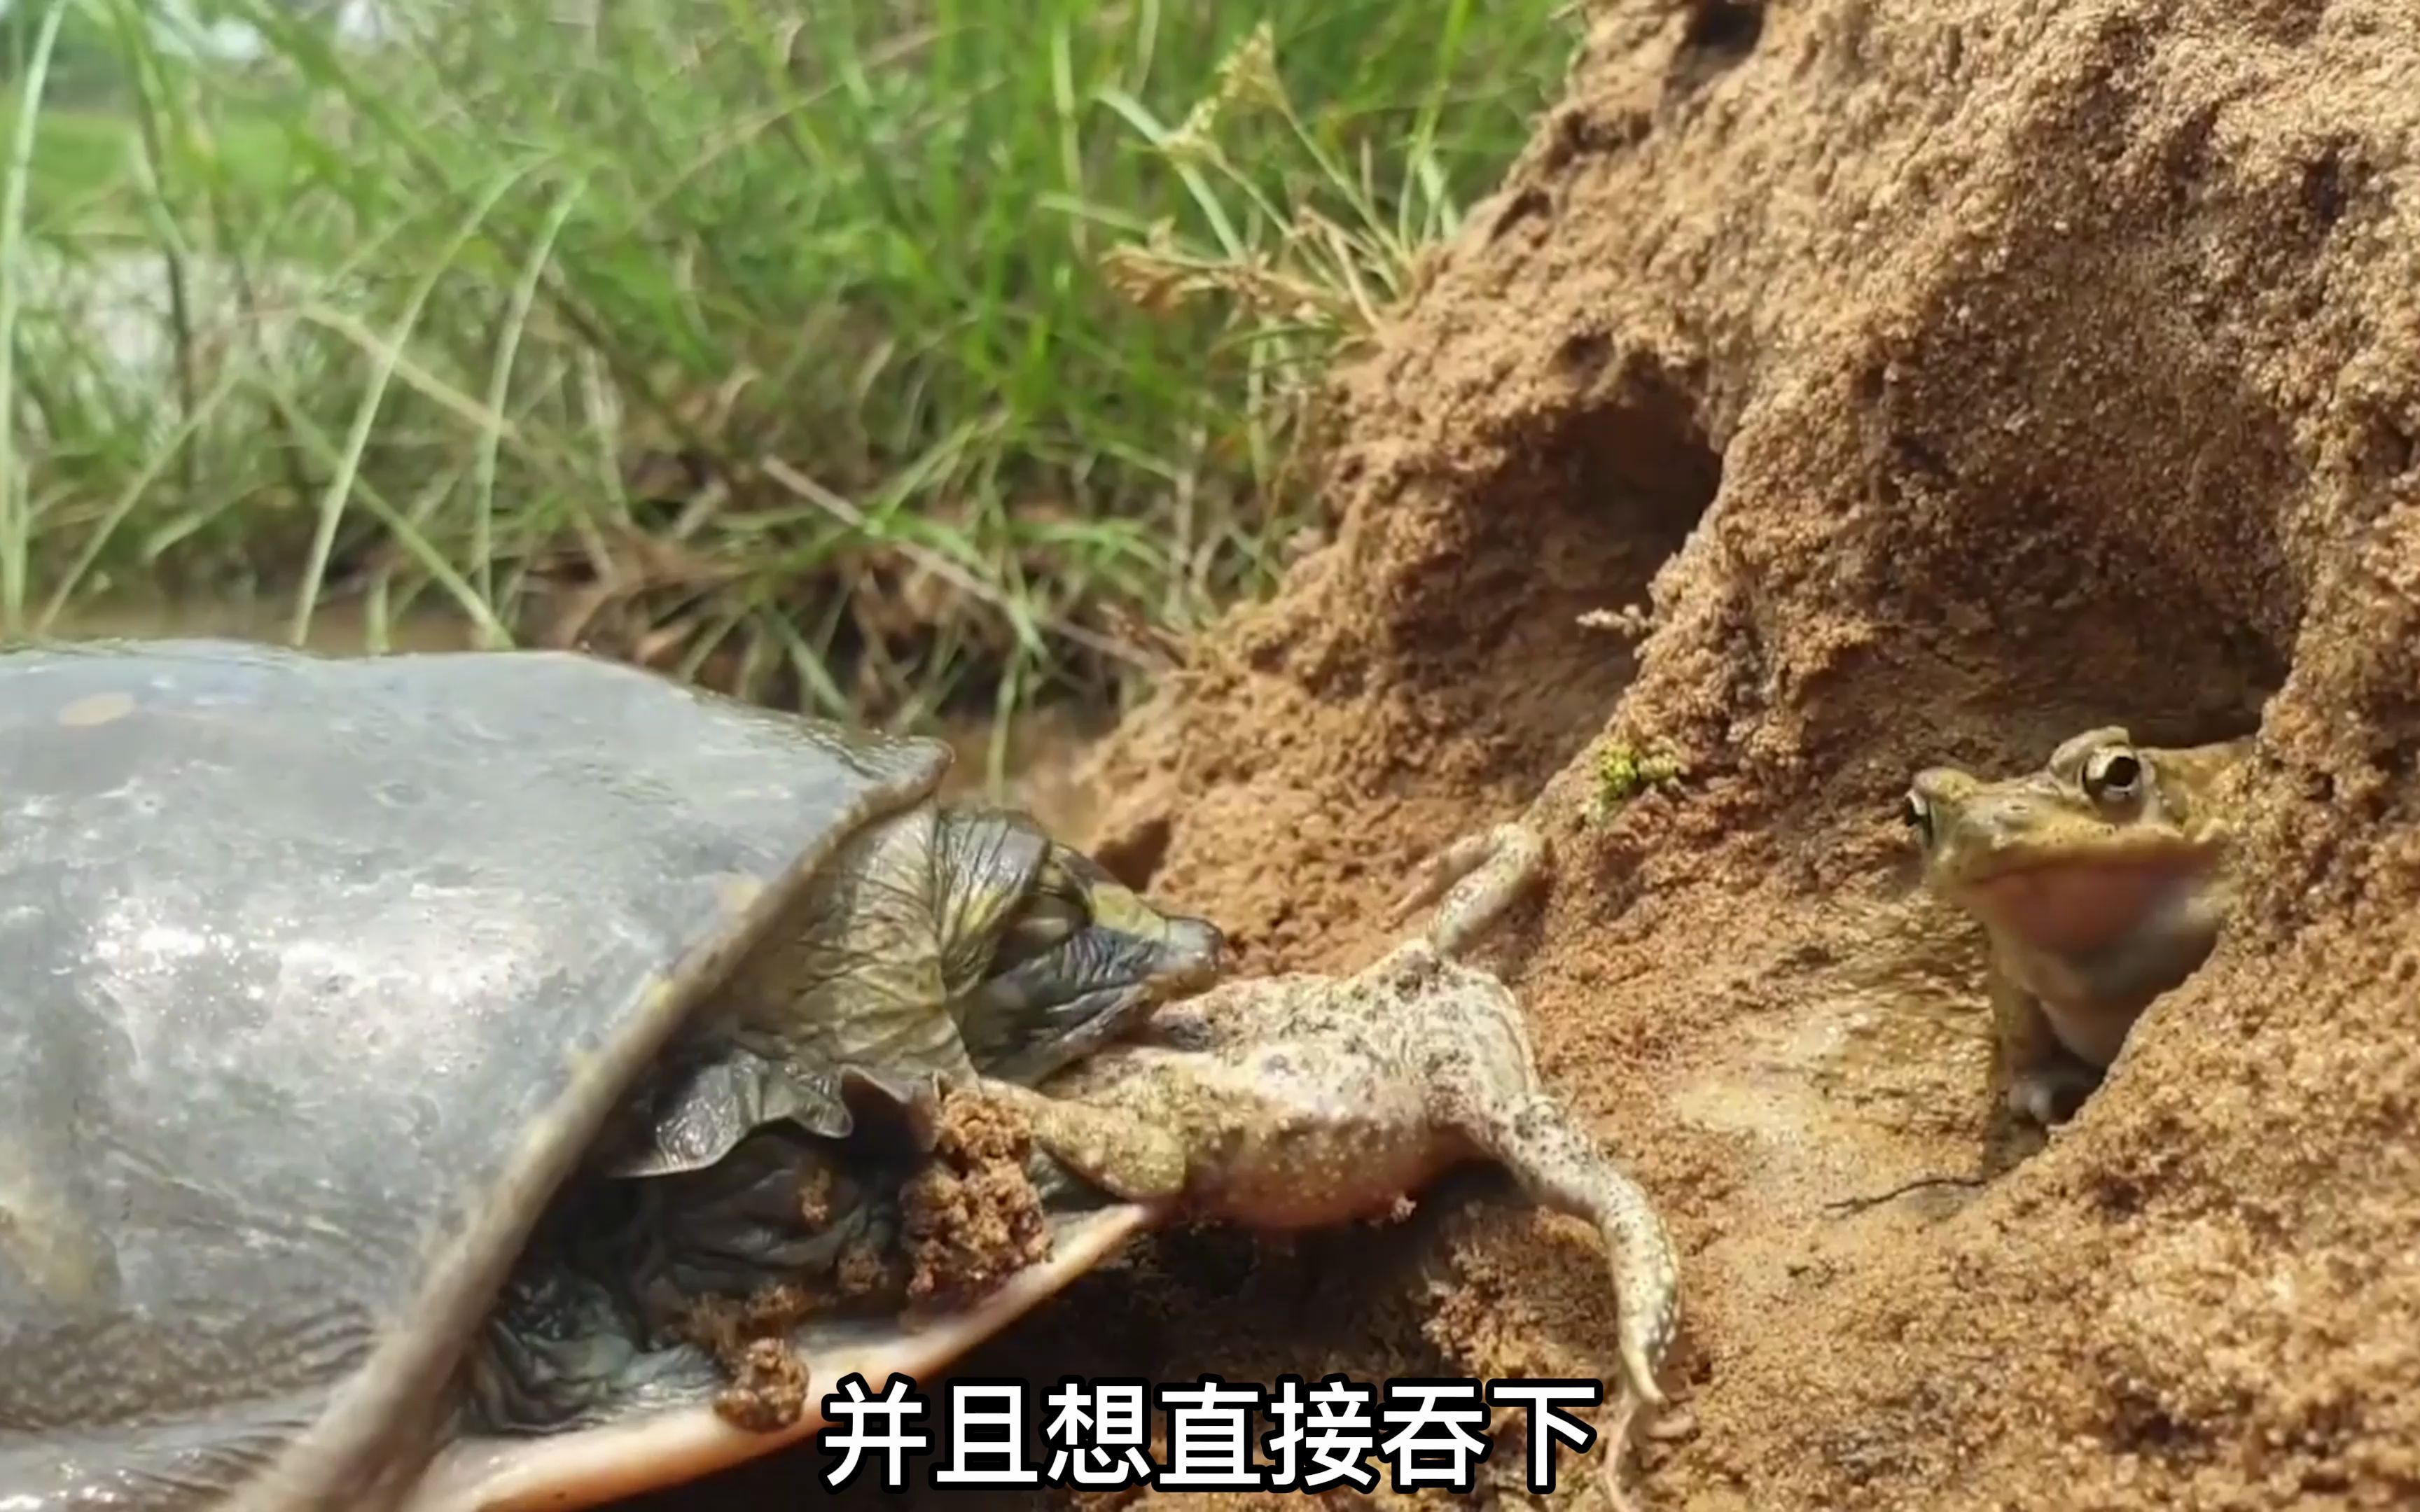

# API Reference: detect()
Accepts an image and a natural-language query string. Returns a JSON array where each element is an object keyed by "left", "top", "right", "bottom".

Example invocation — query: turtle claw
[{"left": 840, "top": 1065, "right": 947, "bottom": 1152}]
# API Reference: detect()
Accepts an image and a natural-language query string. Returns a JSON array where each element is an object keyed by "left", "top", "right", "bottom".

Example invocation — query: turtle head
[{"left": 942, "top": 813, "right": 1227, "bottom": 1084}]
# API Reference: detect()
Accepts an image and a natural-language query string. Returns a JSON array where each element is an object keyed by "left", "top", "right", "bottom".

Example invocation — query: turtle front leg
[
  {"left": 1385, "top": 821, "right": 1548, "bottom": 960},
  {"left": 971, "top": 1077, "right": 1191, "bottom": 1205}
]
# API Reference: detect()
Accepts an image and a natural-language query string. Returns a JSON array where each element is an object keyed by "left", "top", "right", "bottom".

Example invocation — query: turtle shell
[{"left": 0, "top": 638, "right": 958, "bottom": 1506}]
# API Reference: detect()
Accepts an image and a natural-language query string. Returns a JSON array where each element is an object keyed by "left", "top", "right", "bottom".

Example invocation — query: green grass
[
  {"left": 8, "top": 99, "right": 128, "bottom": 206},
  {"left": 1, "top": 0, "right": 1578, "bottom": 731}
]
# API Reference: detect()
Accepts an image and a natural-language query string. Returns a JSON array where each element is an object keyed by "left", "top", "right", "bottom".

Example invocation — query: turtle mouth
[
  {"left": 1959, "top": 852, "right": 2215, "bottom": 955},
  {"left": 958, "top": 912, "right": 1227, "bottom": 1084},
  {"left": 1144, "top": 913, "right": 1228, "bottom": 995}
]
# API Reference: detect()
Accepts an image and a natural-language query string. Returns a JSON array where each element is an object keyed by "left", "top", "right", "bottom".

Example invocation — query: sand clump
[
  {"left": 661, "top": 1087, "right": 1055, "bottom": 1442},
  {"left": 1024, "top": 1, "right": 2420, "bottom": 1509},
  {"left": 681, "top": 1284, "right": 823, "bottom": 1434},
  {"left": 900, "top": 1084, "right": 1056, "bottom": 1310}
]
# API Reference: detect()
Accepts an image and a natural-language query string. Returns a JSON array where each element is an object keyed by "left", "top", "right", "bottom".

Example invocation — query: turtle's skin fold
[{"left": 0, "top": 639, "right": 1221, "bottom": 1511}]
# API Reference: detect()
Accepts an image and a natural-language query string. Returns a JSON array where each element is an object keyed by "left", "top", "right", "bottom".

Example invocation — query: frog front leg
[
  {"left": 1386, "top": 821, "right": 1549, "bottom": 960},
  {"left": 1988, "top": 969, "right": 2101, "bottom": 1126},
  {"left": 972, "top": 1077, "right": 1190, "bottom": 1205}
]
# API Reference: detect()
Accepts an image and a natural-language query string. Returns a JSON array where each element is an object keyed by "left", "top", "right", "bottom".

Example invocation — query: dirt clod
[
  {"left": 793, "top": 1161, "right": 837, "bottom": 1229},
  {"left": 664, "top": 1090, "right": 1057, "bottom": 1441},
  {"left": 900, "top": 1084, "right": 1054, "bottom": 1309},
  {"left": 709, "top": 1339, "right": 810, "bottom": 1434},
  {"left": 681, "top": 1283, "right": 819, "bottom": 1433}
]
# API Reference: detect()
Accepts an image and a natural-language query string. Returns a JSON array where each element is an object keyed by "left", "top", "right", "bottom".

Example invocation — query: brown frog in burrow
[{"left": 1901, "top": 725, "right": 2252, "bottom": 1126}]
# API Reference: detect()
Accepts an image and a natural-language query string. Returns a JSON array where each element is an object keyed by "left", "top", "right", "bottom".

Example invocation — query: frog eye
[
  {"left": 2085, "top": 749, "right": 2143, "bottom": 802},
  {"left": 1899, "top": 791, "right": 1933, "bottom": 842}
]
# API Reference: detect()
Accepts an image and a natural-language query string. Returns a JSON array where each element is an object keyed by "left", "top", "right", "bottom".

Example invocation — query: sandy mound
[
  {"left": 628, "top": 3, "right": 2420, "bottom": 1508},
  {"left": 1036, "top": 1, "right": 2420, "bottom": 1508}
]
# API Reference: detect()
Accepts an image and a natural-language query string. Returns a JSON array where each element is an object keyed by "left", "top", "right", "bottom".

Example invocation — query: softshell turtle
[{"left": 0, "top": 638, "right": 1223, "bottom": 1511}]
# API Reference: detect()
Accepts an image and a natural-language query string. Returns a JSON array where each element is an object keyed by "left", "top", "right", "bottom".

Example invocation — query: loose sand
[{"left": 634, "top": 2, "right": 2420, "bottom": 1507}]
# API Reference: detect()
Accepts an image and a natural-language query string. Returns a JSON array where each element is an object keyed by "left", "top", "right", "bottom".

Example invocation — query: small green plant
[{"left": 1592, "top": 738, "right": 1688, "bottom": 820}]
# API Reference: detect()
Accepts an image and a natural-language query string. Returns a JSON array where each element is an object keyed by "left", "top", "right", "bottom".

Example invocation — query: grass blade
[{"left": 0, "top": 0, "right": 69, "bottom": 636}]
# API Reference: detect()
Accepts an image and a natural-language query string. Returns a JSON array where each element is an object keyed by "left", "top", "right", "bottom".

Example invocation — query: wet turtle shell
[{"left": 0, "top": 639, "right": 1203, "bottom": 1511}]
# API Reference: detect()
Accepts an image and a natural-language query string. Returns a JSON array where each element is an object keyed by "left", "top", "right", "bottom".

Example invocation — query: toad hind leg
[
  {"left": 1425, "top": 1003, "right": 1680, "bottom": 1512},
  {"left": 1386, "top": 822, "right": 1549, "bottom": 960},
  {"left": 1456, "top": 1082, "right": 1678, "bottom": 1410}
]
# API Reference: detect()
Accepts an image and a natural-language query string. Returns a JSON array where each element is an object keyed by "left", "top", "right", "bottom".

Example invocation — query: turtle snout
[{"left": 1157, "top": 914, "right": 1229, "bottom": 993}]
